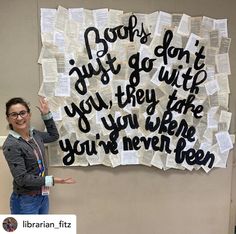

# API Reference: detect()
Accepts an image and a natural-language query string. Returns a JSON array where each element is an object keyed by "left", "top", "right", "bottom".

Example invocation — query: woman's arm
[{"left": 36, "top": 97, "right": 59, "bottom": 143}]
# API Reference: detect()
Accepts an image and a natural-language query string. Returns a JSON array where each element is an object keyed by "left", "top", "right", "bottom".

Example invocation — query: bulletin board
[{"left": 38, "top": 6, "right": 234, "bottom": 172}]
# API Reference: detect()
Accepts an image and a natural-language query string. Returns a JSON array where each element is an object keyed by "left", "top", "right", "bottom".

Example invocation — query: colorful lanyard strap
[{"left": 32, "top": 138, "right": 45, "bottom": 177}]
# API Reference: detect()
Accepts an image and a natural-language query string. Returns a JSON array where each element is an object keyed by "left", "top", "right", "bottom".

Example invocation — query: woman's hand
[
  {"left": 54, "top": 177, "right": 76, "bottom": 184},
  {"left": 37, "top": 96, "right": 50, "bottom": 115}
]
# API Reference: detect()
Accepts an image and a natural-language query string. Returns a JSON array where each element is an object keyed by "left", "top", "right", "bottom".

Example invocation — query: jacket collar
[{"left": 9, "top": 127, "right": 34, "bottom": 139}]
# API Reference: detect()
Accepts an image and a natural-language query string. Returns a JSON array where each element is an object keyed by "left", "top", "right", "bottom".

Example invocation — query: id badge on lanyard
[
  {"left": 41, "top": 186, "right": 50, "bottom": 195},
  {"left": 33, "top": 139, "right": 50, "bottom": 196}
]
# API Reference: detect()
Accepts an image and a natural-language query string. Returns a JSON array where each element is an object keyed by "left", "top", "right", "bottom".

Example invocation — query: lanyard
[{"left": 31, "top": 137, "right": 45, "bottom": 177}]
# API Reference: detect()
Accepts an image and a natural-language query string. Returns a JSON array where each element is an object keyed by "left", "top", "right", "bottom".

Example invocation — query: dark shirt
[{"left": 3, "top": 114, "right": 59, "bottom": 194}]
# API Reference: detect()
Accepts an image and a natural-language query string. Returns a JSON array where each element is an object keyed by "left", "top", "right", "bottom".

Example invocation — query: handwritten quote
[{"left": 39, "top": 7, "right": 233, "bottom": 172}]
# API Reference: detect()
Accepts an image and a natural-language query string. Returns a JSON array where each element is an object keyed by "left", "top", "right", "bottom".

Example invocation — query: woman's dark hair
[
  {"left": 5, "top": 98, "right": 31, "bottom": 130},
  {"left": 5, "top": 97, "right": 30, "bottom": 116}
]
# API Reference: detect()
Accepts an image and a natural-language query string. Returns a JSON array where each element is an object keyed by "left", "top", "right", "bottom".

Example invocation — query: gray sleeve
[
  {"left": 35, "top": 117, "right": 60, "bottom": 143},
  {"left": 3, "top": 141, "right": 45, "bottom": 188}
]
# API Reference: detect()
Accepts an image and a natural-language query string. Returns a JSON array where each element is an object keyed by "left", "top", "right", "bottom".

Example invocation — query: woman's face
[{"left": 7, "top": 104, "right": 31, "bottom": 133}]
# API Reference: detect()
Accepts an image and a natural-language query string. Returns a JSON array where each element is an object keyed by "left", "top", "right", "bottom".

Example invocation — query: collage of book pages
[{"left": 38, "top": 6, "right": 234, "bottom": 172}]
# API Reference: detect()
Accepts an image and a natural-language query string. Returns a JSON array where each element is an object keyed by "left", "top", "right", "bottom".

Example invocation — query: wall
[{"left": 0, "top": 0, "right": 236, "bottom": 234}]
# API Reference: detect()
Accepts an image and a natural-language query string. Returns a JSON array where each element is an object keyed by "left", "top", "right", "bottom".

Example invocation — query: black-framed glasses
[{"left": 7, "top": 110, "right": 29, "bottom": 119}]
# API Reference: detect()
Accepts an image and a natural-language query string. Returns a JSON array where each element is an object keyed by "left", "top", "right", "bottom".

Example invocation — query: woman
[{"left": 3, "top": 97, "right": 75, "bottom": 214}]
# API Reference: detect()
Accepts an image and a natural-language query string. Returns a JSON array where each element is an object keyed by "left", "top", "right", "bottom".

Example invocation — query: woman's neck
[{"left": 13, "top": 129, "right": 30, "bottom": 141}]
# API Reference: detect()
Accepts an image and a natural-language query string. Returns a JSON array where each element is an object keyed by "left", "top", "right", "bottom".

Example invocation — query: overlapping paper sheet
[{"left": 38, "top": 6, "right": 234, "bottom": 172}]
